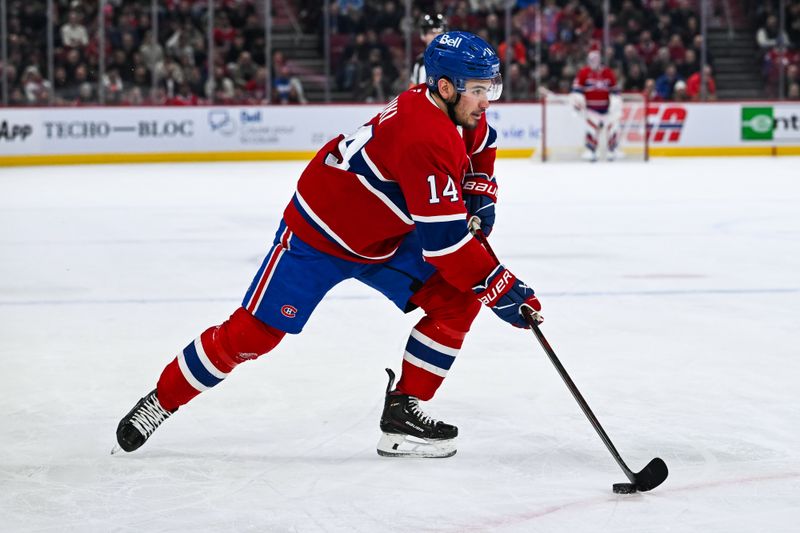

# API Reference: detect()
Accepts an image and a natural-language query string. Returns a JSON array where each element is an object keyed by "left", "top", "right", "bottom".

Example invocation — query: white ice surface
[{"left": 1, "top": 157, "right": 799, "bottom": 532}]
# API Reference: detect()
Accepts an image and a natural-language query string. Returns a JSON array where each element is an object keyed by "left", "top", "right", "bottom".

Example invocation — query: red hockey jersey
[
  {"left": 283, "top": 85, "right": 498, "bottom": 291},
  {"left": 572, "top": 66, "right": 619, "bottom": 111}
]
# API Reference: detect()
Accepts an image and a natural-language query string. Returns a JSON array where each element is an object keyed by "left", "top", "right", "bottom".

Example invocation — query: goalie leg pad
[
  {"left": 377, "top": 432, "right": 457, "bottom": 458},
  {"left": 157, "top": 307, "right": 286, "bottom": 411},
  {"left": 585, "top": 116, "right": 600, "bottom": 153}
]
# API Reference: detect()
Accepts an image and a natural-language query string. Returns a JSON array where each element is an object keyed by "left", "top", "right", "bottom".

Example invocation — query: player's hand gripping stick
[{"left": 468, "top": 216, "right": 542, "bottom": 328}]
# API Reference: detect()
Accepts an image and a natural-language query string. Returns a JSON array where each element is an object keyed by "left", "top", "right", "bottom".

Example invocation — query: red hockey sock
[
  {"left": 395, "top": 274, "right": 481, "bottom": 401},
  {"left": 156, "top": 307, "right": 285, "bottom": 411}
]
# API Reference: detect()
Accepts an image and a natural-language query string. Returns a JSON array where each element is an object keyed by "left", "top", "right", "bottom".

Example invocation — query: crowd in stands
[
  {"left": 326, "top": 0, "right": 718, "bottom": 102},
  {"left": 2, "top": 0, "right": 799, "bottom": 106},
  {"left": 751, "top": 0, "right": 800, "bottom": 98},
  {"left": 3, "top": 0, "right": 298, "bottom": 106}
]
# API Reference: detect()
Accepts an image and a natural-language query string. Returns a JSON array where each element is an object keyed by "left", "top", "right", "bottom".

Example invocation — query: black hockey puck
[{"left": 612, "top": 483, "right": 637, "bottom": 494}]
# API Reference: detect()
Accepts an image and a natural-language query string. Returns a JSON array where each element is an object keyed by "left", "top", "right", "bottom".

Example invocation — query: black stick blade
[{"left": 634, "top": 457, "right": 669, "bottom": 492}]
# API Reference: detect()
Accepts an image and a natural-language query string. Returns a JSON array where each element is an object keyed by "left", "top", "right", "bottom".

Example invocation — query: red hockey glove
[{"left": 473, "top": 265, "right": 543, "bottom": 329}]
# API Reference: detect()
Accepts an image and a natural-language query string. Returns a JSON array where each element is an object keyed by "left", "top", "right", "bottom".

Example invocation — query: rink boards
[{"left": 1, "top": 101, "right": 800, "bottom": 166}]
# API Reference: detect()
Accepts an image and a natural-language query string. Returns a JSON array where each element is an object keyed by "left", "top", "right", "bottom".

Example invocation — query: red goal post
[{"left": 539, "top": 91, "right": 650, "bottom": 163}]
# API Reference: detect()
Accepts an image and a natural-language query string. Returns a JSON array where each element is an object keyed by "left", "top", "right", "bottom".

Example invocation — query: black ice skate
[
  {"left": 112, "top": 389, "right": 175, "bottom": 454},
  {"left": 377, "top": 368, "right": 458, "bottom": 458}
]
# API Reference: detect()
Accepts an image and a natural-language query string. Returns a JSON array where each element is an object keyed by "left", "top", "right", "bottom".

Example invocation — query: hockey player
[
  {"left": 114, "top": 31, "right": 542, "bottom": 459},
  {"left": 410, "top": 13, "right": 448, "bottom": 87},
  {"left": 571, "top": 48, "right": 623, "bottom": 161}
]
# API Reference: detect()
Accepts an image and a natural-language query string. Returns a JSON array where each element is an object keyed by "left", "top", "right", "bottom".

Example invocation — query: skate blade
[
  {"left": 376, "top": 432, "right": 457, "bottom": 458},
  {"left": 110, "top": 444, "right": 122, "bottom": 455}
]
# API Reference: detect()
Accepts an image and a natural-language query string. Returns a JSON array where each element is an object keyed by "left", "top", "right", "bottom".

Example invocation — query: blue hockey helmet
[{"left": 424, "top": 31, "right": 502, "bottom": 101}]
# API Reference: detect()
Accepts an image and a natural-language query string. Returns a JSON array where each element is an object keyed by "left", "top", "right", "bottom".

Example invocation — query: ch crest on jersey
[{"left": 281, "top": 305, "right": 298, "bottom": 318}]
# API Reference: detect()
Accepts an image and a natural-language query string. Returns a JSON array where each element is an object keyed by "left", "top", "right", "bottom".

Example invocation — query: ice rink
[{"left": 1, "top": 156, "right": 799, "bottom": 532}]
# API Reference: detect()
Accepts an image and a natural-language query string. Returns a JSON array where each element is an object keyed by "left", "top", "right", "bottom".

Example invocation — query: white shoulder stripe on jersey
[
  {"left": 295, "top": 191, "right": 400, "bottom": 261},
  {"left": 412, "top": 213, "right": 467, "bottom": 223},
  {"left": 410, "top": 328, "right": 460, "bottom": 357},
  {"left": 473, "top": 125, "right": 490, "bottom": 154},
  {"left": 361, "top": 146, "right": 392, "bottom": 182},
  {"left": 354, "top": 173, "right": 414, "bottom": 225},
  {"left": 422, "top": 232, "right": 472, "bottom": 258}
]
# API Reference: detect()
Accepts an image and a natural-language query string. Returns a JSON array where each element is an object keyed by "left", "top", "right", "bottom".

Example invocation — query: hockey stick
[{"left": 468, "top": 217, "right": 668, "bottom": 493}]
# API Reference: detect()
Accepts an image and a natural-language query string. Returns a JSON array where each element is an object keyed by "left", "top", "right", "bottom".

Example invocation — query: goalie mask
[{"left": 588, "top": 50, "right": 602, "bottom": 70}]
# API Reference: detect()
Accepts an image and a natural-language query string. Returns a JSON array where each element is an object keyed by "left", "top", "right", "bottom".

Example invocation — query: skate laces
[
  {"left": 407, "top": 397, "right": 437, "bottom": 427},
  {"left": 130, "top": 395, "right": 171, "bottom": 437}
]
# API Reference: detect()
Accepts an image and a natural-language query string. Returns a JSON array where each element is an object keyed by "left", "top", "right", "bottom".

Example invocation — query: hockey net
[{"left": 539, "top": 92, "right": 649, "bottom": 162}]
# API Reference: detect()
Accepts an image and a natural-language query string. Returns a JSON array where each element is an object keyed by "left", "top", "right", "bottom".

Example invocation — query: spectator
[
  {"left": 784, "top": 64, "right": 800, "bottom": 97},
  {"left": 648, "top": 46, "right": 671, "bottom": 79},
  {"left": 213, "top": 13, "right": 237, "bottom": 46},
  {"left": 337, "top": 50, "right": 365, "bottom": 92},
  {"left": 21, "top": 66, "right": 51, "bottom": 104},
  {"left": 359, "top": 64, "right": 392, "bottom": 103},
  {"left": 788, "top": 82, "right": 800, "bottom": 100},
  {"left": 686, "top": 64, "right": 716, "bottom": 101},
  {"left": 168, "top": 82, "right": 199, "bottom": 105},
  {"left": 61, "top": 11, "right": 89, "bottom": 49},
  {"left": 373, "top": 1, "right": 402, "bottom": 34},
  {"left": 652, "top": 13, "right": 672, "bottom": 44},
  {"left": 757, "top": 15, "right": 790, "bottom": 50},
  {"left": 679, "top": 48, "right": 700, "bottom": 79},
  {"left": 232, "top": 51, "right": 258, "bottom": 88},
  {"left": 52, "top": 66, "right": 69, "bottom": 101},
  {"left": 77, "top": 82, "right": 95, "bottom": 105},
  {"left": 484, "top": 13, "right": 503, "bottom": 48},
  {"left": 244, "top": 66, "right": 269, "bottom": 102},
  {"left": 63, "top": 63, "right": 90, "bottom": 102},
  {"left": 637, "top": 31, "right": 659, "bottom": 65},
  {"left": 131, "top": 65, "right": 150, "bottom": 91},
  {"left": 122, "top": 86, "right": 145, "bottom": 106},
  {"left": 103, "top": 69, "right": 125, "bottom": 104},
  {"left": 225, "top": 34, "right": 248, "bottom": 65},
  {"left": 680, "top": 16, "right": 699, "bottom": 47},
  {"left": 672, "top": 80, "right": 689, "bottom": 101},
  {"left": 655, "top": 63, "right": 682, "bottom": 100},
  {"left": 618, "top": 0, "right": 643, "bottom": 32},
  {"left": 109, "top": 50, "right": 134, "bottom": 83},
  {"left": 788, "top": 3, "right": 800, "bottom": 46},
  {"left": 643, "top": 77, "right": 657, "bottom": 101},
  {"left": 622, "top": 44, "right": 647, "bottom": 77},
  {"left": 506, "top": 63, "right": 532, "bottom": 100},
  {"left": 667, "top": 34, "right": 686, "bottom": 63},
  {"left": 139, "top": 31, "right": 164, "bottom": 73},
  {"left": 624, "top": 62, "right": 647, "bottom": 92},
  {"left": 670, "top": 0, "right": 697, "bottom": 32},
  {"left": 273, "top": 64, "right": 307, "bottom": 105}
]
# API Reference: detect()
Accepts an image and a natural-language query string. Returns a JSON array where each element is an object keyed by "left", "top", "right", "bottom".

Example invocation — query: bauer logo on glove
[{"left": 473, "top": 265, "right": 542, "bottom": 329}]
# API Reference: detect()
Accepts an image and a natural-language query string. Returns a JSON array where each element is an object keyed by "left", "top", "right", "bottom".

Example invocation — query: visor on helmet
[{"left": 457, "top": 74, "right": 503, "bottom": 101}]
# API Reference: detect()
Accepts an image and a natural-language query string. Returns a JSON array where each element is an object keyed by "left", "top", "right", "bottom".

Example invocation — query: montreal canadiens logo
[{"left": 281, "top": 305, "right": 298, "bottom": 318}]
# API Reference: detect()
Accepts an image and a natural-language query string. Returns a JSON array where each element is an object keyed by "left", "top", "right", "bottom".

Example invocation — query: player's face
[{"left": 454, "top": 80, "right": 492, "bottom": 129}]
